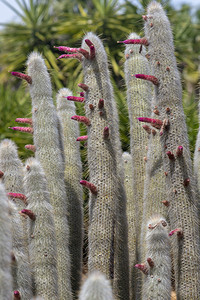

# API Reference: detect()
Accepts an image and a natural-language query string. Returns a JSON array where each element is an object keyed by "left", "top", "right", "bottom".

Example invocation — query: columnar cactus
[
  {"left": 142, "top": 1, "right": 200, "bottom": 298},
  {"left": 194, "top": 96, "right": 200, "bottom": 192},
  {"left": 76, "top": 32, "right": 129, "bottom": 298},
  {"left": 0, "top": 139, "right": 33, "bottom": 299},
  {"left": 141, "top": 215, "right": 171, "bottom": 300},
  {"left": 23, "top": 158, "right": 58, "bottom": 299},
  {"left": 122, "top": 152, "right": 136, "bottom": 299},
  {"left": 123, "top": 32, "right": 151, "bottom": 300},
  {"left": 26, "top": 52, "right": 72, "bottom": 299},
  {"left": 2, "top": 1, "right": 200, "bottom": 299},
  {"left": 0, "top": 182, "right": 12, "bottom": 300},
  {"left": 56, "top": 88, "right": 83, "bottom": 296},
  {"left": 78, "top": 271, "right": 114, "bottom": 300}
]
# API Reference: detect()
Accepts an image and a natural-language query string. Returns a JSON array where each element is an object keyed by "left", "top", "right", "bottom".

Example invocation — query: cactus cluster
[{"left": 0, "top": 1, "right": 200, "bottom": 299}]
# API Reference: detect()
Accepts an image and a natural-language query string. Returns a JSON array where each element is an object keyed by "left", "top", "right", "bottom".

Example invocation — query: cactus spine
[
  {"left": 0, "top": 139, "right": 33, "bottom": 299},
  {"left": 144, "top": 1, "right": 200, "bottom": 298},
  {"left": 56, "top": 88, "right": 83, "bottom": 296},
  {"left": 78, "top": 272, "right": 114, "bottom": 300},
  {"left": 23, "top": 158, "right": 58, "bottom": 299},
  {"left": 142, "top": 215, "right": 171, "bottom": 300},
  {"left": 26, "top": 52, "right": 72, "bottom": 299},
  {"left": 0, "top": 182, "right": 12, "bottom": 300}
]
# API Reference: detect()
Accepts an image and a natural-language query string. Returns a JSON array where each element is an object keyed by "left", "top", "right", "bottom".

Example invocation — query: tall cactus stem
[
  {"left": 56, "top": 88, "right": 83, "bottom": 297},
  {"left": 0, "top": 139, "right": 33, "bottom": 299},
  {"left": 23, "top": 158, "right": 59, "bottom": 299},
  {"left": 123, "top": 32, "right": 152, "bottom": 300},
  {"left": 144, "top": 2, "right": 200, "bottom": 298},
  {"left": 81, "top": 32, "right": 129, "bottom": 299},
  {"left": 27, "top": 52, "right": 72, "bottom": 299},
  {"left": 0, "top": 183, "right": 13, "bottom": 300},
  {"left": 142, "top": 215, "right": 171, "bottom": 300}
]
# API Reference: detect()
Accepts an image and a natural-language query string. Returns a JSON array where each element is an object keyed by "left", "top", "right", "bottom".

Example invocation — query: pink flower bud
[
  {"left": 169, "top": 228, "right": 183, "bottom": 237},
  {"left": 133, "top": 74, "right": 159, "bottom": 85},
  {"left": 11, "top": 72, "right": 32, "bottom": 84},
  {"left": 66, "top": 96, "right": 85, "bottom": 102},
  {"left": 103, "top": 127, "right": 109, "bottom": 139},
  {"left": 76, "top": 136, "right": 88, "bottom": 141},
  {"left": 19, "top": 209, "right": 36, "bottom": 221},
  {"left": 134, "top": 263, "right": 148, "bottom": 275},
  {"left": 15, "top": 118, "right": 33, "bottom": 125},
  {"left": 71, "top": 115, "right": 91, "bottom": 126},
  {"left": 117, "top": 38, "right": 149, "bottom": 46},
  {"left": 9, "top": 127, "right": 33, "bottom": 134},
  {"left": 7, "top": 193, "right": 27, "bottom": 205},
  {"left": 78, "top": 83, "right": 89, "bottom": 91},
  {"left": 80, "top": 180, "right": 97, "bottom": 195}
]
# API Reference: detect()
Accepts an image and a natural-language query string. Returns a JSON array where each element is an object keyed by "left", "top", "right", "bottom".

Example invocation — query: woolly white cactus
[
  {"left": 0, "top": 182, "right": 12, "bottom": 299},
  {"left": 23, "top": 158, "right": 58, "bottom": 299},
  {"left": 142, "top": 215, "right": 171, "bottom": 300},
  {"left": 79, "top": 271, "right": 114, "bottom": 300},
  {"left": 27, "top": 52, "right": 72, "bottom": 299}
]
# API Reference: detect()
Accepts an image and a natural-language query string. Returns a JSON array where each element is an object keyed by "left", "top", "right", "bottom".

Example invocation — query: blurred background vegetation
[{"left": 0, "top": 0, "right": 200, "bottom": 161}]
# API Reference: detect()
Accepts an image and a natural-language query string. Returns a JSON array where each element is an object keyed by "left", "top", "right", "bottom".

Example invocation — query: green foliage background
[{"left": 0, "top": 0, "right": 199, "bottom": 160}]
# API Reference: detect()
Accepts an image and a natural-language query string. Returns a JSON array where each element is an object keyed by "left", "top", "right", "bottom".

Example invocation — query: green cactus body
[
  {"left": 27, "top": 52, "right": 72, "bottom": 299},
  {"left": 0, "top": 139, "right": 33, "bottom": 299},
  {"left": 78, "top": 271, "right": 114, "bottom": 300},
  {"left": 124, "top": 32, "right": 151, "bottom": 299},
  {"left": 23, "top": 158, "right": 58, "bottom": 299},
  {"left": 142, "top": 215, "right": 171, "bottom": 300},
  {"left": 81, "top": 33, "right": 129, "bottom": 295},
  {"left": 144, "top": 2, "right": 200, "bottom": 298},
  {"left": 0, "top": 182, "right": 12, "bottom": 300},
  {"left": 56, "top": 88, "right": 83, "bottom": 297}
]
